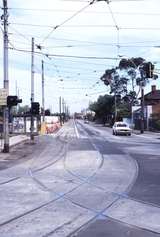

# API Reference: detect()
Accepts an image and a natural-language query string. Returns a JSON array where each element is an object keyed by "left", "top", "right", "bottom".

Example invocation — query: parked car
[{"left": 112, "top": 122, "right": 132, "bottom": 136}]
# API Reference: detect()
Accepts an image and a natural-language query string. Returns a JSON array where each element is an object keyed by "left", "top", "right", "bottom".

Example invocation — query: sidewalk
[
  {"left": 0, "top": 134, "right": 29, "bottom": 151},
  {"left": 132, "top": 129, "right": 160, "bottom": 139}
]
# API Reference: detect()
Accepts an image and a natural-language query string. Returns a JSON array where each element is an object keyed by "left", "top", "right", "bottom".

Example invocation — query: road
[{"left": 0, "top": 119, "right": 160, "bottom": 236}]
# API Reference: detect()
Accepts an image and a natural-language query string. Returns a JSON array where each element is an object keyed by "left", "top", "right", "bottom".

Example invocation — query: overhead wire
[
  {"left": 104, "top": 0, "right": 120, "bottom": 65},
  {"left": 8, "top": 46, "right": 119, "bottom": 60},
  {"left": 40, "top": 0, "right": 95, "bottom": 44},
  {"left": 9, "top": 7, "right": 160, "bottom": 17},
  {"left": 9, "top": 25, "right": 31, "bottom": 43}
]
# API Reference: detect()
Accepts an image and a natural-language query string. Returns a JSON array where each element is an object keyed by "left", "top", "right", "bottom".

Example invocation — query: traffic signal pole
[
  {"left": 42, "top": 60, "right": 45, "bottom": 122},
  {"left": 2, "top": 0, "right": 9, "bottom": 152},
  {"left": 30, "top": 37, "right": 35, "bottom": 141}
]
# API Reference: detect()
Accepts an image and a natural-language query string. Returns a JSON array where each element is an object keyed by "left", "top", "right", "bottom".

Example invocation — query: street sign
[{"left": 0, "top": 89, "right": 8, "bottom": 106}]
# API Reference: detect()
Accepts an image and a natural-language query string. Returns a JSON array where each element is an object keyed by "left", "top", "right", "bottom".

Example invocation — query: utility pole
[
  {"left": 114, "top": 94, "right": 117, "bottom": 123},
  {"left": 30, "top": 37, "right": 35, "bottom": 141},
  {"left": 59, "top": 96, "right": 62, "bottom": 126},
  {"left": 42, "top": 60, "right": 45, "bottom": 122},
  {"left": 62, "top": 98, "right": 65, "bottom": 124},
  {"left": 2, "top": 0, "right": 9, "bottom": 152},
  {"left": 140, "top": 85, "right": 145, "bottom": 134}
]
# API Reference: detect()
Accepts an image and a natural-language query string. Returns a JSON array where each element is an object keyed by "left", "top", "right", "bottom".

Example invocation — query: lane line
[{"left": 74, "top": 119, "right": 80, "bottom": 138}]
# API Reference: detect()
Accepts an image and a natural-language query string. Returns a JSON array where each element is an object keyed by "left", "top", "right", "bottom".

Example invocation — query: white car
[
  {"left": 112, "top": 122, "right": 132, "bottom": 136},
  {"left": 84, "top": 119, "right": 89, "bottom": 124}
]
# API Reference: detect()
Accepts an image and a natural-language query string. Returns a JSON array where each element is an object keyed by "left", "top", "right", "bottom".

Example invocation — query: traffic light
[
  {"left": 7, "top": 96, "right": 22, "bottom": 107},
  {"left": 31, "top": 102, "right": 40, "bottom": 115},
  {"left": 142, "top": 62, "right": 154, "bottom": 78}
]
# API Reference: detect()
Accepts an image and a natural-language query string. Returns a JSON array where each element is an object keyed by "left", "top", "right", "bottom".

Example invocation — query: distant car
[
  {"left": 112, "top": 122, "right": 132, "bottom": 136},
  {"left": 84, "top": 119, "right": 89, "bottom": 124}
]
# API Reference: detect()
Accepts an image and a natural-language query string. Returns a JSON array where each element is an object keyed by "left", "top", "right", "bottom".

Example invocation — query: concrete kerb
[{"left": 0, "top": 134, "right": 30, "bottom": 152}]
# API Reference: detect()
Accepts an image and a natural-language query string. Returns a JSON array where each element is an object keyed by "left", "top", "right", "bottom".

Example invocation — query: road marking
[{"left": 73, "top": 119, "right": 80, "bottom": 138}]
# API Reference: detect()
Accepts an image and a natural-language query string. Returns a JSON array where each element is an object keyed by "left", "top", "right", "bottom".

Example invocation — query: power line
[
  {"left": 9, "top": 25, "right": 30, "bottom": 42},
  {"left": 10, "top": 22, "right": 115, "bottom": 28},
  {"left": 9, "top": 7, "right": 160, "bottom": 17},
  {"left": 41, "top": 1, "right": 95, "bottom": 43},
  {"left": 9, "top": 31, "right": 160, "bottom": 48},
  {"left": 9, "top": 46, "right": 119, "bottom": 60}
]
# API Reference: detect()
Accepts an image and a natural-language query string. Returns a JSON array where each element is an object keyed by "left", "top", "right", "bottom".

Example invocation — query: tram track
[{"left": 1, "top": 121, "right": 160, "bottom": 236}]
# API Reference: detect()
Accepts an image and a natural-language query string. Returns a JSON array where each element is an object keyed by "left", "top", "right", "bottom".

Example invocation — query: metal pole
[
  {"left": 42, "top": 60, "right": 45, "bottom": 122},
  {"left": 30, "top": 37, "right": 34, "bottom": 141},
  {"left": 2, "top": 0, "right": 9, "bottom": 153},
  {"left": 59, "top": 96, "right": 62, "bottom": 126},
  {"left": 62, "top": 98, "right": 65, "bottom": 124},
  {"left": 114, "top": 94, "right": 117, "bottom": 122},
  {"left": 140, "top": 85, "right": 144, "bottom": 134}
]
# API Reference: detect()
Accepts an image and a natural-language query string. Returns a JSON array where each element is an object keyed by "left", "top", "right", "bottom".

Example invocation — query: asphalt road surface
[{"left": 0, "top": 119, "right": 160, "bottom": 237}]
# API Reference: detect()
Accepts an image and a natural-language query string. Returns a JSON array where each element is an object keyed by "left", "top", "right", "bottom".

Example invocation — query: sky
[{"left": 0, "top": 0, "right": 160, "bottom": 113}]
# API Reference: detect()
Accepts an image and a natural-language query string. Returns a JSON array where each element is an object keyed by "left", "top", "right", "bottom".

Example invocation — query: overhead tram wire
[
  {"left": 8, "top": 7, "right": 160, "bottom": 17},
  {"left": 9, "top": 31, "right": 160, "bottom": 49},
  {"left": 104, "top": 0, "right": 120, "bottom": 64},
  {"left": 8, "top": 25, "right": 31, "bottom": 43},
  {"left": 8, "top": 46, "right": 119, "bottom": 60},
  {"left": 40, "top": 0, "right": 95, "bottom": 44}
]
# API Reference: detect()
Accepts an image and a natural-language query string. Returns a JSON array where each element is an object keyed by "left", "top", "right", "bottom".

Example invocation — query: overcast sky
[{"left": 0, "top": 0, "right": 160, "bottom": 113}]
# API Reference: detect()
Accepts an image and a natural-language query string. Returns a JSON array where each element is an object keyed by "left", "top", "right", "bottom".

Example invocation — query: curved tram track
[{"left": 0, "top": 120, "right": 160, "bottom": 236}]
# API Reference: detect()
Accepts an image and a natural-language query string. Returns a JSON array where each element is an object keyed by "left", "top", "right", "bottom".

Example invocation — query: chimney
[{"left": 152, "top": 85, "right": 156, "bottom": 93}]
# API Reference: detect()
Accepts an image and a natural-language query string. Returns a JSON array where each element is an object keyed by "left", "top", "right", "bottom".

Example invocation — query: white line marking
[{"left": 74, "top": 119, "right": 80, "bottom": 138}]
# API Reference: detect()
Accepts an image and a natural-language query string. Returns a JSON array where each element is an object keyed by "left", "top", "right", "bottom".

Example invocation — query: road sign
[{"left": 0, "top": 89, "right": 8, "bottom": 106}]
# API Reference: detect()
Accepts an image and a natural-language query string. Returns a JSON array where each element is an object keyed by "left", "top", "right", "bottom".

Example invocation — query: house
[
  {"left": 143, "top": 85, "right": 160, "bottom": 115},
  {"left": 133, "top": 85, "right": 160, "bottom": 130}
]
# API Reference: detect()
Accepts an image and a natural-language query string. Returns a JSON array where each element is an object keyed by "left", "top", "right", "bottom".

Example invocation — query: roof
[{"left": 144, "top": 90, "right": 160, "bottom": 101}]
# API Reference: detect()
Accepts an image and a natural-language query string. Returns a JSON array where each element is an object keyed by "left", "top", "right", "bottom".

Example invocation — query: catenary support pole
[
  {"left": 114, "top": 94, "right": 117, "bottom": 122},
  {"left": 30, "top": 37, "right": 35, "bottom": 141},
  {"left": 140, "top": 85, "right": 144, "bottom": 134},
  {"left": 59, "top": 96, "right": 62, "bottom": 126},
  {"left": 2, "top": 0, "right": 9, "bottom": 153},
  {"left": 42, "top": 60, "right": 45, "bottom": 122}
]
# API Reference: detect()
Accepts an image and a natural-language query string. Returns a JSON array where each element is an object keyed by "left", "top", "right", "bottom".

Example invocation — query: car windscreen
[{"left": 116, "top": 124, "right": 127, "bottom": 127}]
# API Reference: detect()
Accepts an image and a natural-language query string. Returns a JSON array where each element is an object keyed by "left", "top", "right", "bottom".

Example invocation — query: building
[{"left": 133, "top": 85, "right": 160, "bottom": 131}]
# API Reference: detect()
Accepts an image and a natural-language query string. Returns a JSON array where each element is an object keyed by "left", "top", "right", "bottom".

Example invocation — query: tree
[
  {"left": 16, "top": 105, "right": 30, "bottom": 115},
  {"left": 100, "top": 57, "right": 158, "bottom": 120},
  {"left": 89, "top": 94, "right": 114, "bottom": 124},
  {"left": 101, "top": 67, "right": 129, "bottom": 97}
]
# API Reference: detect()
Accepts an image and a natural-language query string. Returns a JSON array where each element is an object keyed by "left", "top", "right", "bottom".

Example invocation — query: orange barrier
[{"left": 46, "top": 122, "right": 61, "bottom": 134}]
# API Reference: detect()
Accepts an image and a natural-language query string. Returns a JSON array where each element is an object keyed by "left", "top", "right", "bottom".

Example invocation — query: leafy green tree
[
  {"left": 89, "top": 94, "right": 114, "bottom": 124},
  {"left": 15, "top": 105, "right": 30, "bottom": 115},
  {"left": 100, "top": 57, "right": 153, "bottom": 119},
  {"left": 101, "top": 67, "right": 128, "bottom": 96}
]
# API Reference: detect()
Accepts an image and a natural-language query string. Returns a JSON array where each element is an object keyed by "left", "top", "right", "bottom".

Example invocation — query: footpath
[
  {"left": 132, "top": 129, "right": 160, "bottom": 139},
  {"left": 9, "top": 134, "right": 29, "bottom": 146},
  {"left": 0, "top": 134, "right": 29, "bottom": 151}
]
